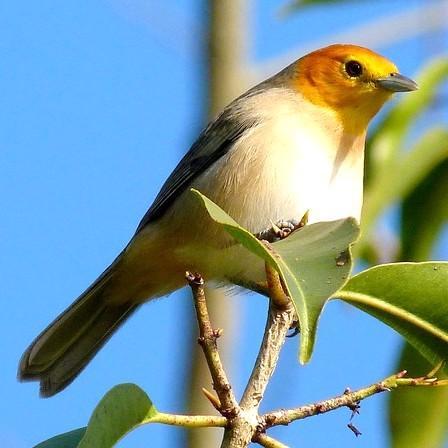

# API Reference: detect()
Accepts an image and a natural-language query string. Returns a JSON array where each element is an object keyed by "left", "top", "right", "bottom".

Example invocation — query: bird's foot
[{"left": 256, "top": 211, "right": 309, "bottom": 243}]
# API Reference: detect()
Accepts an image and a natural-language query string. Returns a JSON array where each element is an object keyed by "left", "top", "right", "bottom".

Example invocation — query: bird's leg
[
  {"left": 254, "top": 213, "right": 307, "bottom": 335},
  {"left": 256, "top": 210, "right": 309, "bottom": 243}
]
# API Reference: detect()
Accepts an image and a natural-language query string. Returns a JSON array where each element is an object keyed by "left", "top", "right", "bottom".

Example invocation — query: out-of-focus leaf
[
  {"left": 391, "top": 158, "right": 448, "bottom": 448},
  {"left": 192, "top": 189, "right": 359, "bottom": 364},
  {"left": 401, "top": 159, "right": 448, "bottom": 261},
  {"left": 389, "top": 343, "right": 448, "bottom": 448},
  {"left": 361, "top": 58, "right": 448, "bottom": 248},
  {"left": 78, "top": 384, "right": 158, "bottom": 448},
  {"left": 337, "top": 262, "right": 448, "bottom": 368},
  {"left": 282, "top": 0, "right": 359, "bottom": 13},
  {"left": 367, "top": 58, "right": 448, "bottom": 178},
  {"left": 360, "top": 128, "right": 448, "bottom": 248},
  {"left": 34, "top": 428, "right": 86, "bottom": 448}
]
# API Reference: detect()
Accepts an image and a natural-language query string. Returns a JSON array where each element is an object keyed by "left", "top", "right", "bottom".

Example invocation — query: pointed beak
[{"left": 376, "top": 73, "right": 418, "bottom": 92}]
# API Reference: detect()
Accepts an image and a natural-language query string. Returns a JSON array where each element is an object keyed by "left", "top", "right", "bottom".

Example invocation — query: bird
[{"left": 19, "top": 44, "right": 417, "bottom": 397}]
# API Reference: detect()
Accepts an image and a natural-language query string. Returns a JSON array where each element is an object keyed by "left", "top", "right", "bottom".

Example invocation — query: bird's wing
[{"left": 135, "top": 105, "right": 259, "bottom": 233}]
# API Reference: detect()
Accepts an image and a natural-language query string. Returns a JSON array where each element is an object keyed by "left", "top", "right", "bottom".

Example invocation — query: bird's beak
[{"left": 376, "top": 73, "right": 418, "bottom": 92}]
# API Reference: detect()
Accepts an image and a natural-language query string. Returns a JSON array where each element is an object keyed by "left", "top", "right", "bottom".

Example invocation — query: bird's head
[{"left": 293, "top": 44, "right": 418, "bottom": 134}]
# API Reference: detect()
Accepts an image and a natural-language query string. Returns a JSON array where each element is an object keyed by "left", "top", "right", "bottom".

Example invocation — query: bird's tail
[{"left": 18, "top": 257, "right": 140, "bottom": 398}]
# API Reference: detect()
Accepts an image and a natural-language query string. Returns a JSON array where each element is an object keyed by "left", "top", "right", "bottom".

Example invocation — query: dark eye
[{"left": 345, "top": 60, "right": 363, "bottom": 77}]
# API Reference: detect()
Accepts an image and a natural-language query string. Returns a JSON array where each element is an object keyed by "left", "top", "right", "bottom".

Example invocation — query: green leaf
[
  {"left": 390, "top": 160, "right": 448, "bottom": 448},
  {"left": 362, "top": 128, "right": 448, "bottom": 235},
  {"left": 272, "top": 220, "right": 359, "bottom": 362},
  {"left": 78, "top": 383, "right": 158, "bottom": 448},
  {"left": 338, "top": 262, "right": 448, "bottom": 368},
  {"left": 401, "top": 159, "right": 448, "bottom": 261},
  {"left": 191, "top": 189, "right": 359, "bottom": 363},
  {"left": 34, "top": 428, "right": 86, "bottom": 448},
  {"left": 389, "top": 343, "right": 448, "bottom": 448}
]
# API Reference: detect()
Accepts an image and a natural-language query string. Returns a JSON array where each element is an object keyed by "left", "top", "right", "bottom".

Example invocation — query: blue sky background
[{"left": 1, "top": 1, "right": 447, "bottom": 447}]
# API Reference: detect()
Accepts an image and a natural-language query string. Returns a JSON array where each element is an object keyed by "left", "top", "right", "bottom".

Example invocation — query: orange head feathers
[{"left": 292, "top": 44, "right": 417, "bottom": 134}]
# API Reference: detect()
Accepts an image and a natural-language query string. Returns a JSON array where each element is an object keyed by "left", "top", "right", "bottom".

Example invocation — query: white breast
[
  {"left": 134, "top": 87, "right": 367, "bottom": 287},
  {"left": 194, "top": 88, "right": 365, "bottom": 233}
]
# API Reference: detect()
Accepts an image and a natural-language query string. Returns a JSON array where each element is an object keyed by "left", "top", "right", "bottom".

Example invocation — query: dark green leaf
[
  {"left": 389, "top": 343, "right": 448, "bottom": 448},
  {"left": 192, "top": 189, "right": 359, "bottom": 363},
  {"left": 391, "top": 159, "right": 448, "bottom": 448},
  {"left": 78, "top": 383, "right": 158, "bottom": 448},
  {"left": 401, "top": 159, "right": 448, "bottom": 261},
  {"left": 338, "top": 262, "right": 448, "bottom": 368},
  {"left": 34, "top": 428, "right": 86, "bottom": 448}
]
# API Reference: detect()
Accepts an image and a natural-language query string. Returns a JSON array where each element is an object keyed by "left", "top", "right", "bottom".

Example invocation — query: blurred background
[{"left": 1, "top": 1, "right": 447, "bottom": 447}]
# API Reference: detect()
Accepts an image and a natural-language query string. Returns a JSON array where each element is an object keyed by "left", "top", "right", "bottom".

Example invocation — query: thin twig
[
  {"left": 141, "top": 367, "right": 447, "bottom": 439},
  {"left": 186, "top": 271, "right": 239, "bottom": 417},
  {"left": 260, "top": 370, "right": 448, "bottom": 429},
  {"left": 202, "top": 387, "right": 222, "bottom": 412}
]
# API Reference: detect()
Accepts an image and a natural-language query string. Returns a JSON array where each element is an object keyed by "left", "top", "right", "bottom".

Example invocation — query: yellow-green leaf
[
  {"left": 78, "top": 383, "right": 158, "bottom": 448},
  {"left": 362, "top": 128, "right": 448, "bottom": 236}
]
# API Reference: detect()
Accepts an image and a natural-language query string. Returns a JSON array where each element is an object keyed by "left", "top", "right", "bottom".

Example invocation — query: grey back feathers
[
  {"left": 135, "top": 66, "right": 295, "bottom": 231},
  {"left": 136, "top": 107, "right": 260, "bottom": 231}
]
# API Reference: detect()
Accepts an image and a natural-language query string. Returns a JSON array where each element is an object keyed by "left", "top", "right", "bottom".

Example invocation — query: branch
[
  {"left": 186, "top": 272, "right": 239, "bottom": 417},
  {"left": 240, "top": 263, "right": 295, "bottom": 411},
  {"left": 260, "top": 370, "right": 448, "bottom": 429},
  {"left": 185, "top": 268, "right": 448, "bottom": 448},
  {"left": 221, "top": 264, "right": 294, "bottom": 447},
  {"left": 187, "top": 269, "right": 293, "bottom": 448}
]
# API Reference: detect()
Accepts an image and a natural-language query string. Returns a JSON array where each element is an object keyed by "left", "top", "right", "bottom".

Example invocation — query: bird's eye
[{"left": 345, "top": 60, "right": 363, "bottom": 78}]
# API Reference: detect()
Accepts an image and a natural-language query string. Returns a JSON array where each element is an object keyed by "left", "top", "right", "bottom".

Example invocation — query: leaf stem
[
  {"left": 149, "top": 412, "right": 227, "bottom": 428},
  {"left": 253, "top": 433, "right": 289, "bottom": 448}
]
